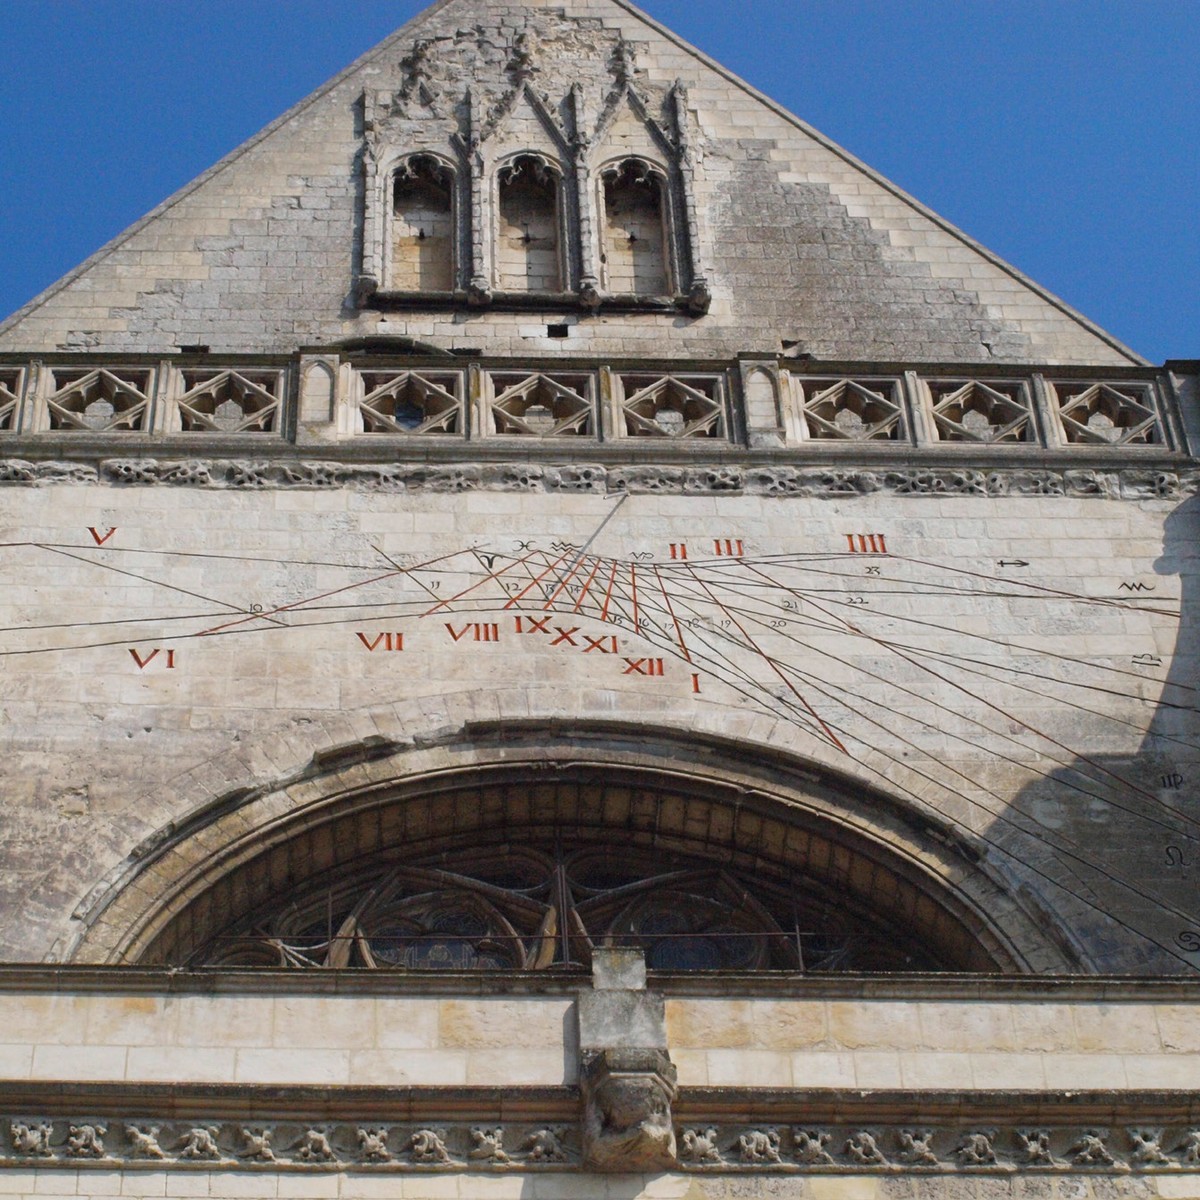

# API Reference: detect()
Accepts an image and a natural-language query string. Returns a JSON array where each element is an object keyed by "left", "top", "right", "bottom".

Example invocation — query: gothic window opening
[
  {"left": 618, "top": 372, "right": 726, "bottom": 438},
  {"left": 798, "top": 378, "right": 907, "bottom": 441},
  {"left": 927, "top": 380, "right": 1034, "bottom": 444},
  {"left": 496, "top": 156, "right": 563, "bottom": 293},
  {"left": 391, "top": 155, "right": 456, "bottom": 292},
  {"left": 601, "top": 160, "right": 670, "bottom": 296},
  {"left": 1050, "top": 381, "right": 1164, "bottom": 446}
]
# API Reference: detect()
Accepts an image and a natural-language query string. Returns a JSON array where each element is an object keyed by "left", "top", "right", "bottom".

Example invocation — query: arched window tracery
[{"left": 186, "top": 844, "right": 948, "bottom": 973}]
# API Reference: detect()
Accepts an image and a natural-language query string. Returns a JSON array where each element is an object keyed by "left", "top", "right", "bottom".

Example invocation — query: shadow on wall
[{"left": 1007, "top": 494, "right": 1200, "bottom": 974}]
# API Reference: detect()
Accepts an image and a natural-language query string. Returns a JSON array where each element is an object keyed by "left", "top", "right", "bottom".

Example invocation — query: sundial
[{"left": 0, "top": 490, "right": 1195, "bottom": 968}]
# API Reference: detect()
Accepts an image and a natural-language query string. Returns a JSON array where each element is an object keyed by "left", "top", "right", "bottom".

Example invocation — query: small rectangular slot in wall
[{"left": 547, "top": 324, "right": 570, "bottom": 339}]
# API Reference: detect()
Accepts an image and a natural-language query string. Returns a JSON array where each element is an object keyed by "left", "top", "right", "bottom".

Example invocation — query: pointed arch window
[
  {"left": 600, "top": 159, "right": 670, "bottom": 297},
  {"left": 496, "top": 155, "right": 564, "bottom": 294},
  {"left": 390, "top": 154, "right": 456, "bottom": 293}
]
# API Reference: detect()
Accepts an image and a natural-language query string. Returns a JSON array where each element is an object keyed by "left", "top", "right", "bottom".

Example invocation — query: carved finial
[
  {"left": 612, "top": 36, "right": 637, "bottom": 86},
  {"left": 510, "top": 28, "right": 539, "bottom": 81}
]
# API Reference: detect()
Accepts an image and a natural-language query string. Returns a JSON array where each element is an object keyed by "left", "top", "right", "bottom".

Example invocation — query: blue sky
[{"left": 1, "top": 0, "right": 1195, "bottom": 362}]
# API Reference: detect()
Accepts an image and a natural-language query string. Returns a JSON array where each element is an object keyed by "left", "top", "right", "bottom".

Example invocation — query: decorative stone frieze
[
  {"left": 0, "top": 457, "right": 1190, "bottom": 502},
  {"left": 8, "top": 1113, "right": 1200, "bottom": 1173}
]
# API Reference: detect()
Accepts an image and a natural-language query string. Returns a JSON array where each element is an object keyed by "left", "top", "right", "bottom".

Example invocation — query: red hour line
[
  {"left": 423, "top": 549, "right": 541, "bottom": 616},
  {"left": 571, "top": 555, "right": 606, "bottom": 615},
  {"left": 542, "top": 552, "right": 594, "bottom": 611},
  {"left": 598, "top": 559, "right": 621, "bottom": 622},
  {"left": 502, "top": 549, "right": 574, "bottom": 610}
]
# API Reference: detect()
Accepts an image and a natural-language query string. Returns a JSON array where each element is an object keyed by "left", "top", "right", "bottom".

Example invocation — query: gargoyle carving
[{"left": 581, "top": 1048, "right": 677, "bottom": 1171}]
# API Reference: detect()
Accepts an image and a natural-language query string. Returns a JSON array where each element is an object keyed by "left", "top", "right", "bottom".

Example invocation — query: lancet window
[
  {"left": 600, "top": 159, "right": 670, "bottom": 297},
  {"left": 389, "top": 155, "right": 456, "bottom": 293},
  {"left": 495, "top": 155, "right": 564, "bottom": 294}
]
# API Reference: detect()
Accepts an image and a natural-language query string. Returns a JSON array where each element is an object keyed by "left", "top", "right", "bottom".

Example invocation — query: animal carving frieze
[
  {"left": 296, "top": 1129, "right": 337, "bottom": 1162},
  {"left": 845, "top": 1131, "right": 888, "bottom": 1166},
  {"left": 793, "top": 1130, "right": 834, "bottom": 1165},
  {"left": 680, "top": 1127, "right": 723, "bottom": 1164},
  {"left": 1018, "top": 1130, "right": 1056, "bottom": 1165},
  {"left": 240, "top": 1128, "right": 275, "bottom": 1162},
  {"left": 469, "top": 1127, "right": 509, "bottom": 1164},
  {"left": 519, "top": 1127, "right": 569, "bottom": 1163},
  {"left": 956, "top": 1132, "right": 997, "bottom": 1166},
  {"left": 1072, "top": 1133, "right": 1116, "bottom": 1167},
  {"left": 738, "top": 1129, "right": 784, "bottom": 1165},
  {"left": 407, "top": 1129, "right": 452, "bottom": 1165},
  {"left": 1130, "top": 1130, "right": 1171, "bottom": 1165},
  {"left": 9, "top": 1123, "right": 52, "bottom": 1157},
  {"left": 65, "top": 1124, "right": 106, "bottom": 1158},
  {"left": 3, "top": 1116, "right": 1200, "bottom": 1173},
  {"left": 125, "top": 1125, "right": 165, "bottom": 1160},
  {"left": 898, "top": 1131, "right": 939, "bottom": 1165},
  {"left": 357, "top": 1128, "right": 390, "bottom": 1163},
  {"left": 178, "top": 1127, "right": 222, "bottom": 1160}
]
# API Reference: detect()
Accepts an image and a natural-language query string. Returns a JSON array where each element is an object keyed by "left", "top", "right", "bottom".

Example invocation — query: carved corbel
[{"left": 581, "top": 1048, "right": 677, "bottom": 1172}]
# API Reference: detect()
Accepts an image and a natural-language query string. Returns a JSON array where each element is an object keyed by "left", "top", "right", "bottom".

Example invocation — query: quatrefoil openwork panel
[
  {"left": 0, "top": 368, "right": 21, "bottom": 430},
  {"left": 488, "top": 372, "right": 594, "bottom": 437},
  {"left": 358, "top": 370, "right": 463, "bottom": 435},
  {"left": 45, "top": 367, "right": 154, "bottom": 432},
  {"left": 176, "top": 369, "right": 285, "bottom": 434},
  {"left": 185, "top": 844, "right": 944, "bottom": 973},
  {"left": 1052, "top": 382, "right": 1165, "bottom": 447},
  {"left": 799, "top": 378, "right": 905, "bottom": 441},
  {"left": 927, "top": 380, "right": 1035, "bottom": 444},
  {"left": 619, "top": 373, "right": 725, "bottom": 438}
]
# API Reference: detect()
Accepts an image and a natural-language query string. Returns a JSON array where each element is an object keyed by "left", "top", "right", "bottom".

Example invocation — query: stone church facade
[{"left": 0, "top": 1, "right": 1198, "bottom": 1197}]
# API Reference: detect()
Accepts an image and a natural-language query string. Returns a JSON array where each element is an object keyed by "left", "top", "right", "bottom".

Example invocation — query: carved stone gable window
[
  {"left": 172, "top": 369, "right": 285, "bottom": 434},
  {"left": 356, "top": 31, "right": 711, "bottom": 313},
  {"left": 44, "top": 367, "right": 153, "bottom": 433},
  {"left": 356, "top": 369, "right": 463, "bottom": 435},
  {"left": 797, "top": 378, "right": 907, "bottom": 442},
  {"left": 1047, "top": 380, "right": 1166, "bottom": 447},
  {"left": 487, "top": 371, "right": 594, "bottom": 437}
]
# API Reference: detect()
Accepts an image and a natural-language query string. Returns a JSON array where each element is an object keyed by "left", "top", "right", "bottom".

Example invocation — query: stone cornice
[{"left": 2, "top": 964, "right": 1200, "bottom": 1001}]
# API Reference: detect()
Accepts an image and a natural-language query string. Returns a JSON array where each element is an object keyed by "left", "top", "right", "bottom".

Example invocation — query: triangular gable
[{"left": 0, "top": 0, "right": 1143, "bottom": 365}]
